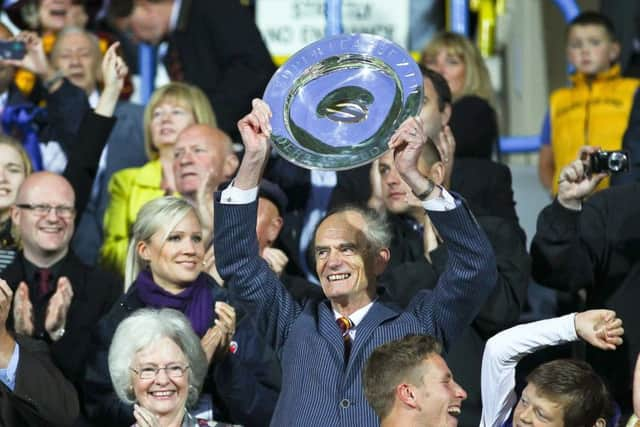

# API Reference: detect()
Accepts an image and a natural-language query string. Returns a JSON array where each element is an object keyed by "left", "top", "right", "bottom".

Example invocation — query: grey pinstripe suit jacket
[{"left": 214, "top": 197, "right": 496, "bottom": 426}]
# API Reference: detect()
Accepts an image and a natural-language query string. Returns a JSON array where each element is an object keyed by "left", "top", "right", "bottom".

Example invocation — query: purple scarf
[{"left": 134, "top": 269, "right": 213, "bottom": 337}]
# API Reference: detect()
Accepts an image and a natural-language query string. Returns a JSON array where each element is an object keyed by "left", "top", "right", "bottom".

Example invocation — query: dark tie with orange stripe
[{"left": 336, "top": 316, "right": 354, "bottom": 361}]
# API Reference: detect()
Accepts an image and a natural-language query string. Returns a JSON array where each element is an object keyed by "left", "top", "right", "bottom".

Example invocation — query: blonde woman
[
  {"left": 101, "top": 83, "right": 216, "bottom": 276},
  {"left": 422, "top": 32, "right": 498, "bottom": 159},
  {"left": 0, "top": 138, "right": 31, "bottom": 272}
]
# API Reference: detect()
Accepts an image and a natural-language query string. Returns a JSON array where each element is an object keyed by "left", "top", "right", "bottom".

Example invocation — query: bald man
[
  {"left": 173, "top": 124, "right": 239, "bottom": 202},
  {"left": 3, "top": 172, "right": 120, "bottom": 394},
  {"left": 173, "top": 124, "right": 290, "bottom": 272}
]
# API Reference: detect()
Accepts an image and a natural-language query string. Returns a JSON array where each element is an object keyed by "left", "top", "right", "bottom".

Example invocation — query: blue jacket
[{"left": 214, "top": 197, "right": 497, "bottom": 426}]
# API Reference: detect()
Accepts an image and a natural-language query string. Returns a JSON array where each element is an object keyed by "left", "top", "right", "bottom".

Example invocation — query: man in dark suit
[
  {"left": 112, "top": 0, "right": 275, "bottom": 139},
  {"left": 4, "top": 172, "right": 121, "bottom": 391},
  {"left": 213, "top": 99, "right": 497, "bottom": 426},
  {"left": 0, "top": 278, "right": 79, "bottom": 427}
]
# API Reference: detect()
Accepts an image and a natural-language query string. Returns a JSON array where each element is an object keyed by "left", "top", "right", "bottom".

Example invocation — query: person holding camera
[
  {"left": 531, "top": 145, "right": 639, "bottom": 418},
  {"left": 537, "top": 11, "right": 640, "bottom": 195}
]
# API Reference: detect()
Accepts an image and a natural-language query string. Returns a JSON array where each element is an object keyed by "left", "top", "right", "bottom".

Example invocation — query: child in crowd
[
  {"left": 538, "top": 11, "right": 640, "bottom": 195},
  {"left": 481, "top": 310, "right": 623, "bottom": 427}
]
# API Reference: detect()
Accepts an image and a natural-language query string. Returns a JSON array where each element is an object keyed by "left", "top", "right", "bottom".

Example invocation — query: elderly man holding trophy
[{"left": 212, "top": 33, "right": 497, "bottom": 426}]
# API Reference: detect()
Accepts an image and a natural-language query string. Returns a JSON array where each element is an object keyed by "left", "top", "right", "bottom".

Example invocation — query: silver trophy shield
[{"left": 263, "top": 33, "right": 424, "bottom": 171}]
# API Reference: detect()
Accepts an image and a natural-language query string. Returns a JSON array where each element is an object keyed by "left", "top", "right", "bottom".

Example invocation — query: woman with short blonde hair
[{"left": 142, "top": 82, "right": 217, "bottom": 160}]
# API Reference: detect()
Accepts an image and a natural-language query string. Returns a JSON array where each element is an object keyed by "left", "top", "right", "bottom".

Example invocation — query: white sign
[{"left": 256, "top": 0, "right": 410, "bottom": 60}]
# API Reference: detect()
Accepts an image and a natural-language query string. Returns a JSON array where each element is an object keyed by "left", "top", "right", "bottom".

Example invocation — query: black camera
[
  {"left": 0, "top": 41, "right": 25, "bottom": 60},
  {"left": 589, "top": 150, "right": 630, "bottom": 174}
]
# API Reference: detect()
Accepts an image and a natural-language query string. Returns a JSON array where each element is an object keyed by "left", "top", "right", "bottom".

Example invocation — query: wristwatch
[{"left": 413, "top": 178, "right": 435, "bottom": 200}]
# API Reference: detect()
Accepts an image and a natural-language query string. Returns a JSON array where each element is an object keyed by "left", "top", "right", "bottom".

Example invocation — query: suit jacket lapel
[
  {"left": 346, "top": 301, "right": 400, "bottom": 371},
  {"left": 175, "top": 0, "right": 192, "bottom": 33},
  {"left": 317, "top": 300, "right": 345, "bottom": 360}
]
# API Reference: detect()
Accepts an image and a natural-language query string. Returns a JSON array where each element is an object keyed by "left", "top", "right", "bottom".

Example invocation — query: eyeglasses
[
  {"left": 15, "top": 203, "right": 75, "bottom": 219},
  {"left": 130, "top": 364, "right": 190, "bottom": 380}
]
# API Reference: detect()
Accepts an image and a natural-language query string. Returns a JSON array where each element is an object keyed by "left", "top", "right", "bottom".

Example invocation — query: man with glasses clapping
[{"left": 2, "top": 172, "right": 121, "bottom": 406}]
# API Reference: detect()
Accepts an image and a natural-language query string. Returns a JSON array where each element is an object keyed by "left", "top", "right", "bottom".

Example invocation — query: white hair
[{"left": 108, "top": 308, "right": 208, "bottom": 407}]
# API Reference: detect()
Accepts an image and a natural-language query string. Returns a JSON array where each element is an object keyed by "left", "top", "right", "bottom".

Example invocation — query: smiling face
[
  {"left": 567, "top": 24, "right": 619, "bottom": 76},
  {"left": 424, "top": 49, "right": 466, "bottom": 99},
  {"left": 415, "top": 355, "right": 467, "bottom": 427},
  {"left": 0, "top": 145, "right": 27, "bottom": 220},
  {"left": 53, "top": 31, "right": 100, "bottom": 95},
  {"left": 512, "top": 384, "right": 565, "bottom": 427},
  {"left": 131, "top": 337, "right": 189, "bottom": 420},
  {"left": 150, "top": 101, "right": 197, "bottom": 151},
  {"left": 12, "top": 173, "right": 75, "bottom": 263},
  {"left": 314, "top": 211, "right": 387, "bottom": 309},
  {"left": 137, "top": 211, "right": 204, "bottom": 293},
  {"left": 38, "top": 0, "right": 71, "bottom": 32}
]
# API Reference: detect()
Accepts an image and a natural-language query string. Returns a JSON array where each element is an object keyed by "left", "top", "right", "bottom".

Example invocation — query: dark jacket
[
  {"left": 451, "top": 158, "right": 520, "bottom": 223},
  {"left": 450, "top": 95, "right": 498, "bottom": 159},
  {"left": 72, "top": 101, "right": 147, "bottom": 267},
  {"left": 381, "top": 210, "right": 529, "bottom": 426},
  {"left": 168, "top": 0, "right": 276, "bottom": 138},
  {"left": 0, "top": 335, "right": 79, "bottom": 427},
  {"left": 2, "top": 252, "right": 121, "bottom": 387},
  {"left": 214, "top": 196, "right": 497, "bottom": 426},
  {"left": 531, "top": 186, "right": 640, "bottom": 414}
]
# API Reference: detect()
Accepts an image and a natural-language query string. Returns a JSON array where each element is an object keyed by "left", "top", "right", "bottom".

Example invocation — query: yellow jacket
[
  {"left": 100, "top": 160, "right": 167, "bottom": 276},
  {"left": 550, "top": 65, "right": 640, "bottom": 194}
]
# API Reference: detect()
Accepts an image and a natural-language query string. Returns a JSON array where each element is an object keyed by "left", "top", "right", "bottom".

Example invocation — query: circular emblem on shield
[{"left": 263, "top": 33, "right": 424, "bottom": 171}]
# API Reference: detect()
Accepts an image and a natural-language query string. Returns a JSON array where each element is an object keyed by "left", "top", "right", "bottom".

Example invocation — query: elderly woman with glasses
[{"left": 109, "top": 308, "right": 233, "bottom": 427}]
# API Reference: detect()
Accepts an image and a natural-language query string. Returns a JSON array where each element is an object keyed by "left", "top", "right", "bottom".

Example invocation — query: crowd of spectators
[{"left": 0, "top": 1, "right": 638, "bottom": 427}]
